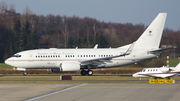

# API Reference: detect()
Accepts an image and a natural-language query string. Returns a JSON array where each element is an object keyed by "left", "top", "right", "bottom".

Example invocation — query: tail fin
[
  {"left": 134, "top": 13, "right": 167, "bottom": 50},
  {"left": 175, "top": 63, "right": 180, "bottom": 68}
]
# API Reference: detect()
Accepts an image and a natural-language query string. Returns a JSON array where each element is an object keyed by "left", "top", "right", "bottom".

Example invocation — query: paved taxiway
[{"left": 1, "top": 84, "right": 180, "bottom": 101}]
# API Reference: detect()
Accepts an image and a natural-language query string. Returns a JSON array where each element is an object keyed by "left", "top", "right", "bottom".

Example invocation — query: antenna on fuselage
[{"left": 94, "top": 44, "right": 98, "bottom": 49}]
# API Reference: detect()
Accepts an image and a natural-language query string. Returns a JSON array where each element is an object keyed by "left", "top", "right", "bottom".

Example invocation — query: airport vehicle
[
  {"left": 133, "top": 63, "right": 180, "bottom": 79},
  {"left": 5, "top": 13, "right": 168, "bottom": 76}
]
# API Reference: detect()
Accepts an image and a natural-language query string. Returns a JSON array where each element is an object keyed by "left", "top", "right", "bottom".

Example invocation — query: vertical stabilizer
[
  {"left": 134, "top": 13, "right": 167, "bottom": 50},
  {"left": 175, "top": 63, "right": 180, "bottom": 68}
]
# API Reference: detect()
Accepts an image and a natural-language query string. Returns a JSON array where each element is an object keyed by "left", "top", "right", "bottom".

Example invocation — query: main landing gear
[
  {"left": 23, "top": 71, "right": 27, "bottom": 76},
  {"left": 81, "top": 69, "right": 93, "bottom": 76}
]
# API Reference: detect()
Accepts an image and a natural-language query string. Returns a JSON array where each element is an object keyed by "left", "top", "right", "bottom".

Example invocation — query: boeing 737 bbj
[{"left": 5, "top": 13, "right": 168, "bottom": 76}]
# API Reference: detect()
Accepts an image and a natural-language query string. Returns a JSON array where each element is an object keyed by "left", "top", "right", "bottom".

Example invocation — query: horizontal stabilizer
[{"left": 148, "top": 47, "right": 173, "bottom": 53}]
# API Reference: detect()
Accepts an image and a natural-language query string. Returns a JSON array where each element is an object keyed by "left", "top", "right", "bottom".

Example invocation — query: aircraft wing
[{"left": 79, "top": 42, "right": 135, "bottom": 66}]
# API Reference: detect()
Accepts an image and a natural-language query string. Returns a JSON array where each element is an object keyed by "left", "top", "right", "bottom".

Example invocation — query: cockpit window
[
  {"left": 141, "top": 69, "right": 146, "bottom": 72},
  {"left": 12, "top": 54, "right": 21, "bottom": 58}
]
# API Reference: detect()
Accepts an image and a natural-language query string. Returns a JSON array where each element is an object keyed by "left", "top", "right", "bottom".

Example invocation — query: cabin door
[{"left": 28, "top": 53, "right": 34, "bottom": 62}]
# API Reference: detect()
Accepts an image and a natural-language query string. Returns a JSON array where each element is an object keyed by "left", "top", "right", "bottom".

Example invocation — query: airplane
[
  {"left": 132, "top": 63, "right": 180, "bottom": 79},
  {"left": 5, "top": 13, "right": 169, "bottom": 76}
]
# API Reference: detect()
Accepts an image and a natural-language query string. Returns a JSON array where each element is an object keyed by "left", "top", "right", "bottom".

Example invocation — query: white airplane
[
  {"left": 133, "top": 63, "right": 180, "bottom": 79},
  {"left": 5, "top": 13, "right": 169, "bottom": 76}
]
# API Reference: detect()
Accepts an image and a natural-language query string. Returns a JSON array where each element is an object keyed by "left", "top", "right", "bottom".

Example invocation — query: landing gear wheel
[
  {"left": 81, "top": 70, "right": 87, "bottom": 76},
  {"left": 87, "top": 70, "right": 93, "bottom": 76},
  {"left": 23, "top": 71, "right": 27, "bottom": 76}
]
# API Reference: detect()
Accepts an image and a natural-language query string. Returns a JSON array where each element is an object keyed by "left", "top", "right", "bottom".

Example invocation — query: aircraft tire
[
  {"left": 87, "top": 70, "right": 93, "bottom": 76},
  {"left": 81, "top": 70, "right": 87, "bottom": 76},
  {"left": 23, "top": 71, "right": 27, "bottom": 76}
]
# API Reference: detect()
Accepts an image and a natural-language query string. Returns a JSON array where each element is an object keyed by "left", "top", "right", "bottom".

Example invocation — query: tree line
[{"left": 0, "top": 2, "right": 180, "bottom": 62}]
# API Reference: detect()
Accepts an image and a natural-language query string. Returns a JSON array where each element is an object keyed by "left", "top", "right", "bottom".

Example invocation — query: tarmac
[{"left": 0, "top": 84, "right": 180, "bottom": 101}]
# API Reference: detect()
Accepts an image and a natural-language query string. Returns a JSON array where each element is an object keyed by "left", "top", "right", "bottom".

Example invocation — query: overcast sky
[{"left": 1, "top": 0, "right": 180, "bottom": 31}]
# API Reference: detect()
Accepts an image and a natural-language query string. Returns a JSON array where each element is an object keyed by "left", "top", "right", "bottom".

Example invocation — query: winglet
[
  {"left": 125, "top": 42, "right": 135, "bottom": 55},
  {"left": 118, "top": 42, "right": 135, "bottom": 57}
]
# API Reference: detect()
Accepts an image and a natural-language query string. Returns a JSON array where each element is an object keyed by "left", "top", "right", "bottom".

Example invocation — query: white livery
[
  {"left": 5, "top": 13, "right": 168, "bottom": 76},
  {"left": 133, "top": 63, "right": 180, "bottom": 79}
]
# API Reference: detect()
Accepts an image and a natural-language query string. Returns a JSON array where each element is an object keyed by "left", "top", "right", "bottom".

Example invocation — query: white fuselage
[{"left": 5, "top": 48, "right": 157, "bottom": 70}]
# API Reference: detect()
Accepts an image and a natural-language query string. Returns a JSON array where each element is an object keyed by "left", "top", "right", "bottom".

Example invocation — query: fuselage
[
  {"left": 133, "top": 67, "right": 180, "bottom": 78},
  {"left": 5, "top": 48, "right": 158, "bottom": 70}
]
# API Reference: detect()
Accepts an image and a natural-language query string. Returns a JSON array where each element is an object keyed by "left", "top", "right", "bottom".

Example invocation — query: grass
[
  {"left": 0, "top": 63, "right": 13, "bottom": 69},
  {"left": 169, "top": 59, "right": 180, "bottom": 67}
]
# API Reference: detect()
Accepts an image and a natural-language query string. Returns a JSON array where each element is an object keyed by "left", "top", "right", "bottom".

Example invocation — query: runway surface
[{"left": 1, "top": 84, "right": 180, "bottom": 101}]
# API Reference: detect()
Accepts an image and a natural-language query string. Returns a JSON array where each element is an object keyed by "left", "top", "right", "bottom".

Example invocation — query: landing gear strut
[
  {"left": 81, "top": 69, "right": 93, "bottom": 76},
  {"left": 23, "top": 71, "right": 27, "bottom": 76}
]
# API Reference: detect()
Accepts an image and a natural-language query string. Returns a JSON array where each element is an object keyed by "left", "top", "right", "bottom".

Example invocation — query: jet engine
[
  {"left": 50, "top": 62, "right": 80, "bottom": 72},
  {"left": 159, "top": 67, "right": 170, "bottom": 72}
]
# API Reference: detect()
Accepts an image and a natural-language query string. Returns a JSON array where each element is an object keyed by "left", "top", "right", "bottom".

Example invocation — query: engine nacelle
[
  {"left": 51, "top": 62, "right": 80, "bottom": 72},
  {"left": 159, "top": 67, "right": 170, "bottom": 72}
]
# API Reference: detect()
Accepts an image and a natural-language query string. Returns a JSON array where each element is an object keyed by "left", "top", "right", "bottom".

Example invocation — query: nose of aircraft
[
  {"left": 132, "top": 73, "right": 138, "bottom": 77},
  {"left": 4, "top": 58, "right": 12, "bottom": 66},
  {"left": 5, "top": 59, "right": 8, "bottom": 64}
]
